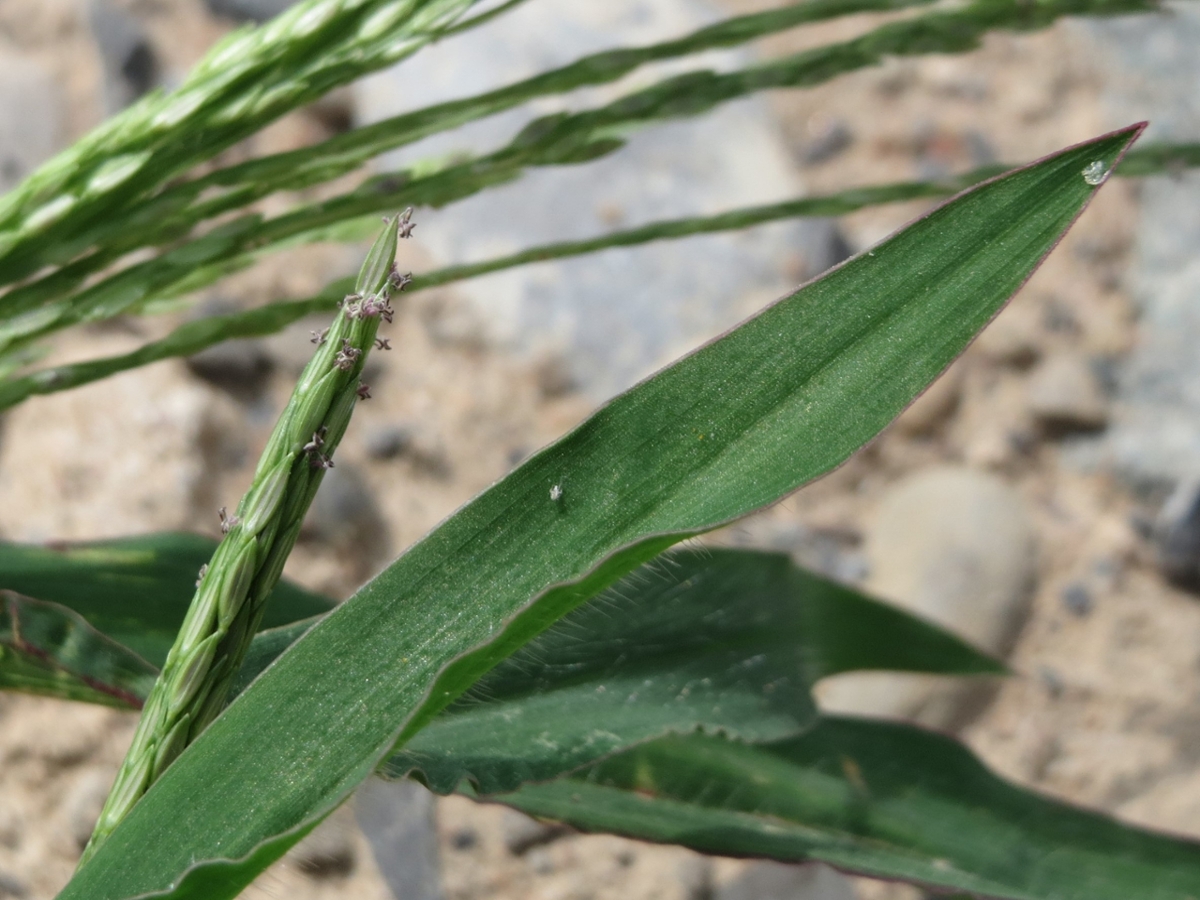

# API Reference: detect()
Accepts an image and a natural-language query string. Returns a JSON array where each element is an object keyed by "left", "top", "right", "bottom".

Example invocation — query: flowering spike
[{"left": 82, "top": 216, "right": 401, "bottom": 864}]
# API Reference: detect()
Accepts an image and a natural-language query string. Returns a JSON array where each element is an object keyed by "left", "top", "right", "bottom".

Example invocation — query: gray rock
[
  {"left": 678, "top": 855, "right": 715, "bottom": 900},
  {"left": 0, "top": 871, "right": 27, "bottom": 899},
  {"left": 302, "top": 463, "right": 390, "bottom": 571},
  {"left": 722, "top": 519, "right": 867, "bottom": 585},
  {"left": 289, "top": 805, "right": 357, "bottom": 878},
  {"left": 355, "top": 0, "right": 844, "bottom": 400},
  {"left": 1154, "top": 478, "right": 1200, "bottom": 592},
  {"left": 1026, "top": 354, "right": 1109, "bottom": 434},
  {"left": 1075, "top": 4, "right": 1200, "bottom": 488},
  {"left": 205, "top": 0, "right": 299, "bottom": 21},
  {"left": 365, "top": 425, "right": 415, "bottom": 461},
  {"left": 88, "top": 0, "right": 160, "bottom": 113},
  {"left": 715, "top": 862, "right": 857, "bottom": 900},
  {"left": 365, "top": 424, "right": 452, "bottom": 478},
  {"left": 501, "top": 809, "right": 570, "bottom": 856},
  {"left": 894, "top": 364, "right": 962, "bottom": 436},
  {"left": 0, "top": 55, "right": 64, "bottom": 193},
  {"left": 355, "top": 777, "right": 443, "bottom": 900},
  {"left": 184, "top": 339, "right": 275, "bottom": 401},
  {"left": 1061, "top": 581, "right": 1094, "bottom": 617},
  {"left": 63, "top": 769, "right": 113, "bottom": 850},
  {"left": 799, "top": 118, "right": 854, "bottom": 166},
  {"left": 815, "top": 467, "right": 1034, "bottom": 729}
]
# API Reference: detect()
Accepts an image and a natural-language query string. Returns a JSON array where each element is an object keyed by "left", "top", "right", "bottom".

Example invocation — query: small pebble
[
  {"left": 715, "top": 861, "right": 857, "bottom": 900},
  {"left": 1155, "top": 479, "right": 1200, "bottom": 593},
  {"left": 1026, "top": 354, "right": 1109, "bottom": 434},
  {"left": 364, "top": 425, "right": 414, "bottom": 461},
  {"left": 185, "top": 339, "right": 275, "bottom": 401},
  {"left": 502, "top": 810, "right": 569, "bottom": 856},
  {"left": 205, "top": 0, "right": 299, "bottom": 21},
  {"left": 87, "top": 0, "right": 160, "bottom": 112},
  {"left": 528, "top": 847, "right": 555, "bottom": 875},
  {"left": 63, "top": 769, "right": 112, "bottom": 850},
  {"left": 289, "top": 812, "right": 357, "bottom": 878},
  {"left": 1061, "top": 582, "right": 1093, "bottom": 617},
  {"left": 1039, "top": 666, "right": 1065, "bottom": 699},
  {"left": 800, "top": 116, "right": 853, "bottom": 165},
  {"left": 677, "top": 855, "right": 714, "bottom": 900},
  {"left": 0, "top": 871, "right": 27, "bottom": 899}
]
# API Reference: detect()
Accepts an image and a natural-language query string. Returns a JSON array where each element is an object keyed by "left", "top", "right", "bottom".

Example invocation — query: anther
[
  {"left": 334, "top": 338, "right": 362, "bottom": 371},
  {"left": 302, "top": 428, "right": 326, "bottom": 455},
  {"left": 388, "top": 266, "right": 413, "bottom": 292},
  {"left": 310, "top": 328, "right": 328, "bottom": 346},
  {"left": 374, "top": 337, "right": 391, "bottom": 351},
  {"left": 356, "top": 382, "right": 371, "bottom": 400},
  {"left": 195, "top": 563, "right": 208, "bottom": 587},
  {"left": 218, "top": 507, "right": 241, "bottom": 534},
  {"left": 397, "top": 207, "right": 416, "bottom": 239}
]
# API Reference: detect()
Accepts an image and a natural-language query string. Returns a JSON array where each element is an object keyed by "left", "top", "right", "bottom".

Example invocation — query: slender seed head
[
  {"left": 81, "top": 216, "right": 405, "bottom": 866},
  {"left": 355, "top": 213, "right": 401, "bottom": 296}
]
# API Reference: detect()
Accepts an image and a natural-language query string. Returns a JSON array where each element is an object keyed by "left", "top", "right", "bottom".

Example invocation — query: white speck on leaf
[
  {"left": 550, "top": 484, "right": 563, "bottom": 501},
  {"left": 1082, "top": 160, "right": 1110, "bottom": 186}
]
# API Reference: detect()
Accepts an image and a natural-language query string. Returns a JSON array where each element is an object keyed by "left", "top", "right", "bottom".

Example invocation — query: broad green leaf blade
[
  {"left": 61, "top": 127, "right": 1141, "bottom": 900},
  {"left": 0, "top": 591, "right": 154, "bottom": 708},
  {"left": 492, "top": 720, "right": 1200, "bottom": 900},
  {"left": 0, "top": 544, "right": 995, "bottom": 780},
  {"left": 0, "top": 533, "right": 333, "bottom": 667},
  {"left": 384, "top": 549, "right": 1001, "bottom": 794},
  {"left": 4, "top": 139, "right": 1198, "bottom": 410}
]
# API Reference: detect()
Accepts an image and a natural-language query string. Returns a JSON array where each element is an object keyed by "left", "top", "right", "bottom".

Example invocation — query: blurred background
[{"left": 1, "top": 0, "right": 1199, "bottom": 898}]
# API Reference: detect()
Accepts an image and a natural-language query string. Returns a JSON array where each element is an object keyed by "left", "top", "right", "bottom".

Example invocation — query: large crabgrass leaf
[
  {"left": 0, "top": 591, "right": 157, "bottom": 708},
  {"left": 383, "top": 548, "right": 1001, "bottom": 794},
  {"left": 0, "top": 546, "right": 999, "bottom": 778},
  {"left": 60, "top": 127, "right": 1140, "bottom": 900},
  {"left": 491, "top": 720, "right": 1200, "bottom": 900},
  {"left": 0, "top": 533, "right": 332, "bottom": 667},
  {"left": 4, "top": 140, "right": 1198, "bottom": 411}
]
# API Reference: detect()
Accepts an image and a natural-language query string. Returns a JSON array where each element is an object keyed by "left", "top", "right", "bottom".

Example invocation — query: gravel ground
[{"left": 0, "top": 2, "right": 1196, "bottom": 899}]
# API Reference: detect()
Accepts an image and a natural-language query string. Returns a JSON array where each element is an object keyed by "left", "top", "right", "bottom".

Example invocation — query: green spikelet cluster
[{"left": 80, "top": 213, "right": 410, "bottom": 864}]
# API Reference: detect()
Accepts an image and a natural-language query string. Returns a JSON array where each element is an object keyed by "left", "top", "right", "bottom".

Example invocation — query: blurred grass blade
[
  {"left": 0, "top": 0, "right": 1160, "bottom": 344},
  {"left": 383, "top": 548, "right": 1001, "bottom": 794},
  {"left": 0, "top": 533, "right": 333, "bottom": 667},
  {"left": 60, "top": 126, "right": 1141, "bottom": 900},
  {"left": 0, "top": 591, "right": 155, "bottom": 708},
  {"left": 15, "top": 0, "right": 936, "bottom": 284},
  {"left": 7, "top": 138, "right": 1198, "bottom": 410},
  {"left": 491, "top": 720, "right": 1200, "bottom": 900},
  {"left": 0, "top": 0, "right": 479, "bottom": 286}
]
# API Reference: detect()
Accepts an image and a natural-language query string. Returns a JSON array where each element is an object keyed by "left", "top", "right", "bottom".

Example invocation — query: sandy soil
[{"left": 0, "top": 2, "right": 1195, "bottom": 899}]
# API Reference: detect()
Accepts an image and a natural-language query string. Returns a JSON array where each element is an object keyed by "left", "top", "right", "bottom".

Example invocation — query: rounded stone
[{"left": 815, "top": 466, "right": 1035, "bottom": 728}]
